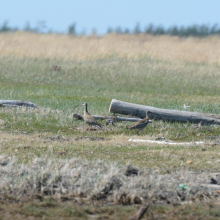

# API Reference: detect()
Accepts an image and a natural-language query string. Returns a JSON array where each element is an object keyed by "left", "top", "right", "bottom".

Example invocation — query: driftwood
[
  {"left": 200, "top": 184, "right": 220, "bottom": 190},
  {"left": 128, "top": 139, "right": 204, "bottom": 146},
  {"left": 73, "top": 113, "right": 152, "bottom": 123},
  {"left": 0, "top": 100, "right": 37, "bottom": 108},
  {"left": 109, "top": 99, "right": 220, "bottom": 125},
  {"left": 128, "top": 203, "right": 150, "bottom": 220}
]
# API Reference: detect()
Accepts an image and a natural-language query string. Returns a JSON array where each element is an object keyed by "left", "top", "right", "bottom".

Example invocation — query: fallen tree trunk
[
  {"left": 72, "top": 113, "right": 151, "bottom": 122},
  {"left": 0, "top": 100, "right": 38, "bottom": 108},
  {"left": 109, "top": 99, "right": 220, "bottom": 125}
]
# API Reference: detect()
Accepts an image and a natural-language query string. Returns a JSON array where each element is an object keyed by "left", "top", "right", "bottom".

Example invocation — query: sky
[{"left": 1, "top": 0, "right": 219, "bottom": 34}]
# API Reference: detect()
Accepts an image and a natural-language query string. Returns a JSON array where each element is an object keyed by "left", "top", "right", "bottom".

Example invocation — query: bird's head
[{"left": 146, "top": 111, "right": 151, "bottom": 116}]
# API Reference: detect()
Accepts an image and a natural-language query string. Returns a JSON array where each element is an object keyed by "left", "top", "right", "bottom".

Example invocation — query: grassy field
[{"left": 1, "top": 32, "right": 220, "bottom": 219}]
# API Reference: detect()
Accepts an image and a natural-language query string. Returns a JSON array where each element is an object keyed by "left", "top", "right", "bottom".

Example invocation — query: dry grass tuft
[
  {"left": 0, "top": 154, "right": 220, "bottom": 206},
  {"left": 1, "top": 32, "right": 220, "bottom": 63}
]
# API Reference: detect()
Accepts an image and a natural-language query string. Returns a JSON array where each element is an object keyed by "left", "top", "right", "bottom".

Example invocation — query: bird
[
  {"left": 73, "top": 102, "right": 102, "bottom": 129},
  {"left": 105, "top": 118, "right": 114, "bottom": 126},
  {"left": 105, "top": 116, "right": 117, "bottom": 126},
  {"left": 127, "top": 111, "right": 161, "bottom": 135},
  {"left": 52, "top": 65, "right": 61, "bottom": 71},
  {"left": 183, "top": 104, "right": 191, "bottom": 109}
]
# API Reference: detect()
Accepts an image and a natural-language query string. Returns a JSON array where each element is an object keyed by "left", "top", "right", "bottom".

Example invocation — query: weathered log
[
  {"left": 109, "top": 99, "right": 220, "bottom": 125},
  {"left": 0, "top": 100, "right": 38, "bottom": 108},
  {"left": 72, "top": 113, "right": 84, "bottom": 120},
  {"left": 73, "top": 113, "right": 152, "bottom": 122}
]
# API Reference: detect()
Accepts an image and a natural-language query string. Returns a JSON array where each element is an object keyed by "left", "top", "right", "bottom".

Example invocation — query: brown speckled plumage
[
  {"left": 74, "top": 102, "right": 102, "bottom": 129},
  {"left": 127, "top": 111, "right": 161, "bottom": 134}
]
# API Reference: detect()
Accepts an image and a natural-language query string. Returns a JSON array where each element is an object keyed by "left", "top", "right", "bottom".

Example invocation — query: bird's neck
[{"left": 84, "top": 105, "right": 89, "bottom": 115}]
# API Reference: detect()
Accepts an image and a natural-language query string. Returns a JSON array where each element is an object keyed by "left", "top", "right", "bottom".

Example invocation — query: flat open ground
[{"left": 1, "top": 32, "right": 220, "bottom": 219}]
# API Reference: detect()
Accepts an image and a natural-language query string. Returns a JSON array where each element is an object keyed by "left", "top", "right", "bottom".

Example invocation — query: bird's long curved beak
[{"left": 73, "top": 104, "right": 83, "bottom": 109}]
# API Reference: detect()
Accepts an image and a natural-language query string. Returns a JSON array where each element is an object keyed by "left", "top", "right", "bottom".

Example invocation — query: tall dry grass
[
  {"left": 0, "top": 154, "right": 219, "bottom": 205},
  {"left": 1, "top": 32, "right": 220, "bottom": 63}
]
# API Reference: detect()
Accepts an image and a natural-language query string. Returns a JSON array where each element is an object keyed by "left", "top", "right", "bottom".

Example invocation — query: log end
[
  {"left": 109, "top": 99, "right": 116, "bottom": 113},
  {"left": 73, "top": 113, "right": 84, "bottom": 120}
]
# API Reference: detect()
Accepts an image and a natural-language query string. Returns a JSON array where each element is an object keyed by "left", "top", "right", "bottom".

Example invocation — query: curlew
[
  {"left": 74, "top": 102, "right": 102, "bottom": 129},
  {"left": 127, "top": 111, "right": 161, "bottom": 135}
]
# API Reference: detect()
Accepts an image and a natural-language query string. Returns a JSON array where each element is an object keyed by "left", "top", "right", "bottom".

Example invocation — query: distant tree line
[
  {"left": 0, "top": 21, "right": 18, "bottom": 32},
  {"left": 1, "top": 20, "right": 220, "bottom": 37},
  {"left": 107, "top": 23, "right": 220, "bottom": 37},
  {"left": 0, "top": 20, "right": 51, "bottom": 33}
]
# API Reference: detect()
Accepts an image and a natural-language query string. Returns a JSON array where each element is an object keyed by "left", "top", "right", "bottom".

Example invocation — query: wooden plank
[
  {"left": 109, "top": 99, "right": 220, "bottom": 125},
  {"left": 128, "top": 139, "right": 204, "bottom": 146}
]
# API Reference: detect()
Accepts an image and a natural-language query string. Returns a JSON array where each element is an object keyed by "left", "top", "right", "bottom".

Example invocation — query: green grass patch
[
  {"left": 0, "top": 55, "right": 220, "bottom": 171},
  {"left": 1, "top": 200, "right": 220, "bottom": 219}
]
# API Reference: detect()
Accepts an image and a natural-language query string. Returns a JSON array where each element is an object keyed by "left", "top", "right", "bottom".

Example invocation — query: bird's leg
[
  {"left": 137, "top": 128, "right": 145, "bottom": 135},
  {"left": 86, "top": 125, "right": 91, "bottom": 130},
  {"left": 136, "top": 129, "right": 140, "bottom": 135}
]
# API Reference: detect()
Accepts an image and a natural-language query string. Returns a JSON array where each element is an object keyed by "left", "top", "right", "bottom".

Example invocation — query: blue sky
[{"left": 1, "top": 0, "right": 219, "bottom": 34}]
